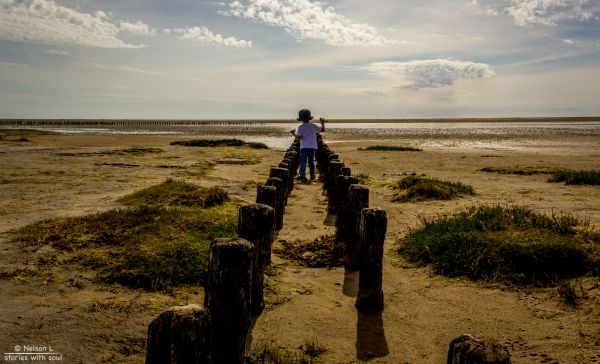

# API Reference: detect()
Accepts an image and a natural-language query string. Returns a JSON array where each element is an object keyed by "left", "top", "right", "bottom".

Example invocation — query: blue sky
[{"left": 0, "top": 0, "right": 599, "bottom": 119}]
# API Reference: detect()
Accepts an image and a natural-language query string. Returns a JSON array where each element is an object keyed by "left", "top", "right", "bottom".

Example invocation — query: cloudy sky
[{"left": 0, "top": 0, "right": 599, "bottom": 119}]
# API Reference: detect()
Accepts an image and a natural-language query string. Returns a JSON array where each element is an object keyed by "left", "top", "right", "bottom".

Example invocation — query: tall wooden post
[
  {"left": 356, "top": 209, "right": 387, "bottom": 312},
  {"left": 336, "top": 175, "right": 358, "bottom": 242},
  {"left": 266, "top": 177, "right": 285, "bottom": 229},
  {"left": 327, "top": 161, "right": 344, "bottom": 213},
  {"left": 205, "top": 238, "right": 254, "bottom": 364},
  {"left": 256, "top": 185, "right": 278, "bottom": 264},
  {"left": 238, "top": 204, "right": 275, "bottom": 317},
  {"left": 344, "top": 185, "right": 369, "bottom": 270}
]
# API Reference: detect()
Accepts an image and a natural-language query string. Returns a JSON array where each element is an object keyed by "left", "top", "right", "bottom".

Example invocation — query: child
[{"left": 290, "top": 109, "right": 326, "bottom": 183}]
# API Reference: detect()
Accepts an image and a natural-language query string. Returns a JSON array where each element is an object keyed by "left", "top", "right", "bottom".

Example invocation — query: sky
[{"left": 0, "top": 0, "right": 599, "bottom": 119}]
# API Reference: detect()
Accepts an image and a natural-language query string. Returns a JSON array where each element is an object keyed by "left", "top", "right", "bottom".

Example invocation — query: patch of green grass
[
  {"left": 274, "top": 235, "right": 342, "bottom": 268},
  {"left": 119, "top": 179, "right": 229, "bottom": 208},
  {"left": 358, "top": 145, "right": 422, "bottom": 152},
  {"left": 171, "top": 138, "right": 268, "bottom": 149},
  {"left": 481, "top": 166, "right": 568, "bottom": 175},
  {"left": 300, "top": 339, "right": 327, "bottom": 360},
  {"left": 548, "top": 170, "right": 600, "bottom": 185},
  {"left": 58, "top": 147, "right": 163, "bottom": 157},
  {"left": 246, "top": 344, "right": 308, "bottom": 364},
  {"left": 356, "top": 173, "right": 373, "bottom": 185},
  {"left": 13, "top": 181, "right": 238, "bottom": 291},
  {"left": 398, "top": 205, "right": 599, "bottom": 286},
  {"left": 391, "top": 175, "right": 474, "bottom": 202}
]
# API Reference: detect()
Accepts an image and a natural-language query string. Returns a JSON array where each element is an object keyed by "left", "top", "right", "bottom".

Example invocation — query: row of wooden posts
[{"left": 145, "top": 137, "right": 389, "bottom": 363}]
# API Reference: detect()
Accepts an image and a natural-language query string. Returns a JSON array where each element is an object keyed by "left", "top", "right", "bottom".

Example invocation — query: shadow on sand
[{"left": 356, "top": 310, "right": 389, "bottom": 361}]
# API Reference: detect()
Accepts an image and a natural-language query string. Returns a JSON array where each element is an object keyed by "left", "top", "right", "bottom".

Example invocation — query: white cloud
[
  {"left": 365, "top": 59, "right": 495, "bottom": 90},
  {"left": 224, "top": 0, "right": 402, "bottom": 47},
  {"left": 562, "top": 38, "right": 577, "bottom": 44},
  {"left": 92, "top": 62, "right": 164, "bottom": 76},
  {"left": 0, "top": 61, "right": 28, "bottom": 67},
  {"left": 467, "top": 0, "right": 499, "bottom": 16},
  {"left": 0, "top": 0, "right": 143, "bottom": 48},
  {"left": 167, "top": 26, "right": 252, "bottom": 48},
  {"left": 119, "top": 20, "right": 156, "bottom": 36},
  {"left": 507, "top": 0, "right": 594, "bottom": 26},
  {"left": 45, "top": 49, "right": 70, "bottom": 56}
]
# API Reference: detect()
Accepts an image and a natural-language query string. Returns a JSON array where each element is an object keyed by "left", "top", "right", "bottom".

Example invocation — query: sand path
[{"left": 251, "top": 165, "right": 599, "bottom": 364}]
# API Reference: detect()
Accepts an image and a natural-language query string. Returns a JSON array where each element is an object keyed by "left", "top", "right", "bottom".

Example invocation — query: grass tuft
[
  {"left": 246, "top": 343, "right": 311, "bottom": 364},
  {"left": 358, "top": 145, "right": 422, "bottom": 152},
  {"left": 300, "top": 338, "right": 327, "bottom": 359},
  {"left": 170, "top": 138, "right": 268, "bottom": 149},
  {"left": 13, "top": 181, "right": 238, "bottom": 291},
  {"left": 548, "top": 170, "right": 600, "bottom": 185},
  {"left": 398, "top": 205, "right": 599, "bottom": 286},
  {"left": 274, "top": 235, "right": 342, "bottom": 268},
  {"left": 119, "top": 179, "right": 229, "bottom": 208},
  {"left": 391, "top": 175, "right": 474, "bottom": 202},
  {"left": 481, "top": 166, "right": 567, "bottom": 175}
]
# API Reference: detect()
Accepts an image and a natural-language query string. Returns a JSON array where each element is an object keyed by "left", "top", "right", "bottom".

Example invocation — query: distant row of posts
[{"left": 145, "top": 136, "right": 388, "bottom": 363}]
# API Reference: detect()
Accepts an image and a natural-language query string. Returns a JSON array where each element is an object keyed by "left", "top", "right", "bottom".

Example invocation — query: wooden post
[
  {"left": 146, "top": 305, "right": 211, "bottom": 364},
  {"left": 335, "top": 175, "right": 358, "bottom": 242},
  {"left": 356, "top": 208, "right": 387, "bottom": 312},
  {"left": 269, "top": 167, "right": 289, "bottom": 197},
  {"left": 281, "top": 159, "right": 295, "bottom": 192},
  {"left": 238, "top": 204, "right": 275, "bottom": 317},
  {"left": 205, "top": 238, "right": 254, "bottom": 364},
  {"left": 266, "top": 177, "right": 285, "bottom": 229},
  {"left": 344, "top": 185, "right": 369, "bottom": 270},
  {"left": 256, "top": 185, "right": 277, "bottom": 264},
  {"left": 341, "top": 167, "right": 351, "bottom": 176},
  {"left": 327, "top": 161, "right": 344, "bottom": 213},
  {"left": 447, "top": 335, "right": 511, "bottom": 364}
]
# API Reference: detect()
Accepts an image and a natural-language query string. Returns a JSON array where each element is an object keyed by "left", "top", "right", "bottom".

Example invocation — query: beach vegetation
[
  {"left": 246, "top": 342, "right": 315, "bottom": 364},
  {"left": 13, "top": 180, "right": 238, "bottom": 291},
  {"left": 397, "top": 205, "right": 599, "bottom": 286},
  {"left": 358, "top": 145, "right": 422, "bottom": 152},
  {"left": 390, "top": 175, "right": 474, "bottom": 202},
  {"left": 481, "top": 166, "right": 568, "bottom": 175},
  {"left": 118, "top": 179, "right": 229, "bottom": 208},
  {"left": 548, "top": 170, "right": 600, "bottom": 185},
  {"left": 482, "top": 166, "right": 600, "bottom": 185},
  {"left": 274, "top": 235, "right": 342, "bottom": 268},
  {"left": 170, "top": 138, "right": 268, "bottom": 149}
]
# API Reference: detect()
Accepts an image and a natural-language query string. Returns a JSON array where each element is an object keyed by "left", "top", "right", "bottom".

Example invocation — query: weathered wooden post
[
  {"left": 266, "top": 177, "right": 285, "bottom": 229},
  {"left": 336, "top": 175, "right": 358, "bottom": 242},
  {"left": 270, "top": 167, "right": 289, "bottom": 201},
  {"left": 341, "top": 167, "right": 352, "bottom": 176},
  {"left": 344, "top": 185, "right": 369, "bottom": 270},
  {"left": 280, "top": 159, "right": 295, "bottom": 192},
  {"left": 447, "top": 335, "right": 511, "bottom": 364},
  {"left": 256, "top": 185, "right": 277, "bottom": 264},
  {"left": 238, "top": 204, "right": 275, "bottom": 317},
  {"left": 205, "top": 238, "right": 254, "bottom": 364},
  {"left": 146, "top": 305, "right": 211, "bottom": 364},
  {"left": 327, "top": 161, "right": 344, "bottom": 213},
  {"left": 356, "top": 208, "right": 387, "bottom": 312}
]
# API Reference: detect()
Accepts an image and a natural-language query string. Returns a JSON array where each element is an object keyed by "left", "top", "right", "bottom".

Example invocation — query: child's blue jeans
[{"left": 299, "top": 148, "right": 316, "bottom": 179}]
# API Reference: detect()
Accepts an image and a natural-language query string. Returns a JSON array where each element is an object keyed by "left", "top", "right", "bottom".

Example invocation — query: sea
[{"left": 1, "top": 119, "right": 599, "bottom": 150}]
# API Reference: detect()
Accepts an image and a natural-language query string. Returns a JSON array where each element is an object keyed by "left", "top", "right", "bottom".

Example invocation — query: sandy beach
[{"left": 1, "top": 121, "right": 599, "bottom": 363}]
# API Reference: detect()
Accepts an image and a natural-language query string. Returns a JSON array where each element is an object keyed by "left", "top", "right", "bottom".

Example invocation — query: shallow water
[{"left": 2, "top": 120, "right": 599, "bottom": 150}]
